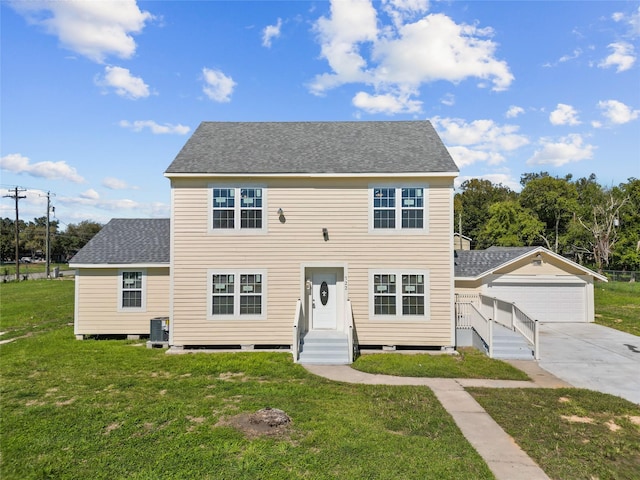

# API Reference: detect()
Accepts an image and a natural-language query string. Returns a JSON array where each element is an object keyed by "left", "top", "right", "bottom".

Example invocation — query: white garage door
[{"left": 486, "top": 281, "right": 587, "bottom": 322}]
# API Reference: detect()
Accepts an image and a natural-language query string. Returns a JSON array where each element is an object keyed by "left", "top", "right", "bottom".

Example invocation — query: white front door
[{"left": 312, "top": 272, "right": 337, "bottom": 329}]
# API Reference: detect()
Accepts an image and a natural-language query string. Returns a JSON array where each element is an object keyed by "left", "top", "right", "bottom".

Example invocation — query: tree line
[
  {"left": 455, "top": 173, "right": 640, "bottom": 272},
  {"left": 0, "top": 218, "right": 102, "bottom": 263}
]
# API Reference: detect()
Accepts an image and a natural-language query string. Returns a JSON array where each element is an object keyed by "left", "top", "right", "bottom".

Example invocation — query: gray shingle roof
[
  {"left": 69, "top": 218, "right": 170, "bottom": 265},
  {"left": 454, "top": 247, "right": 538, "bottom": 278},
  {"left": 165, "top": 121, "right": 459, "bottom": 174}
]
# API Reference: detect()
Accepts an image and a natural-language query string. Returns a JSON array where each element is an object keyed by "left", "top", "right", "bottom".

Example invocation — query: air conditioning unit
[{"left": 150, "top": 317, "right": 169, "bottom": 342}]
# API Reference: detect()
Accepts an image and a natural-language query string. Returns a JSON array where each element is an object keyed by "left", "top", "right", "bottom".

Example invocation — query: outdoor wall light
[
  {"left": 277, "top": 208, "right": 283, "bottom": 216},
  {"left": 322, "top": 228, "right": 329, "bottom": 241}
]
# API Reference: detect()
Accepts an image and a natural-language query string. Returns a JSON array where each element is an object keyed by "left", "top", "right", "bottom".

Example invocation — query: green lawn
[
  {"left": 0, "top": 280, "right": 491, "bottom": 479},
  {"left": 3, "top": 279, "right": 639, "bottom": 479},
  {"left": 594, "top": 281, "right": 640, "bottom": 336},
  {"left": 352, "top": 348, "right": 529, "bottom": 380},
  {"left": 469, "top": 388, "right": 640, "bottom": 479}
]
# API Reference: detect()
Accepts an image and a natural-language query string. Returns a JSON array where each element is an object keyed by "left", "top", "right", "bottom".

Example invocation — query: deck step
[{"left": 298, "top": 331, "right": 350, "bottom": 365}]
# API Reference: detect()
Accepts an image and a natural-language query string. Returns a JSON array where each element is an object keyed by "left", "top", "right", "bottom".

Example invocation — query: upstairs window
[
  {"left": 211, "top": 186, "right": 265, "bottom": 232},
  {"left": 373, "top": 188, "right": 396, "bottom": 229},
  {"left": 370, "top": 185, "right": 427, "bottom": 232}
]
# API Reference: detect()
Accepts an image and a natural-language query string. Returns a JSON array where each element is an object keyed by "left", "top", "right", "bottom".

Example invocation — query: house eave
[
  {"left": 164, "top": 171, "right": 460, "bottom": 179},
  {"left": 69, "top": 262, "right": 170, "bottom": 269}
]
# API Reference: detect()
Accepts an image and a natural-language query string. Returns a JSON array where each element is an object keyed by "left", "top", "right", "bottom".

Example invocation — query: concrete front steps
[
  {"left": 492, "top": 323, "right": 534, "bottom": 360},
  {"left": 298, "top": 330, "right": 351, "bottom": 365}
]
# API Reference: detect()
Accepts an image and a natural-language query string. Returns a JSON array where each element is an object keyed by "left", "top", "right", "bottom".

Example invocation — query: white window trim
[
  {"left": 208, "top": 184, "right": 267, "bottom": 235},
  {"left": 368, "top": 269, "right": 430, "bottom": 321},
  {"left": 368, "top": 184, "right": 429, "bottom": 234},
  {"left": 207, "top": 269, "right": 267, "bottom": 321},
  {"left": 118, "top": 269, "right": 147, "bottom": 312}
]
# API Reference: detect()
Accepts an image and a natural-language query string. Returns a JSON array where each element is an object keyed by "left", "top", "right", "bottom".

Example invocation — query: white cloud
[
  {"left": 96, "top": 66, "right": 150, "bottom": 99},
  {"left": 310, "top": 1, "right": 513, "bottom": 114},
  {"left": 10, "top": 0, "right": 154, "bottom": 63},
  {"left": 431, "top": 117, "right": 528, "bottom": 169},
  {"left": 549, "top": 103, "right": 581, "bottom": 126},
  {"left": 202, "top": 68, "right": 236, "bottom": 102},
  {"left": 311, "top": 0, "right": 378, "bottom": 95},
  {"left": 612, "top": 7, "right": 640, "bottom": 37},
  {"left": 447, "top": 146, "right": 505, "bottom": 168},
  {"left": 80, "top": 189, "right": 100, "bottom": 200},
  {"left": 352, "top": 91, "right": 422, "bottom": 114},
  {"left": 455, "top": 173, "right": 521, "bottom": 192},
  {"left": 505, "top": 105, "right": 524, "bottom": 118},
  {"left": 597, "top": 99, "right": 640, "bottom": 124},
  {"left": 559, "top": 48, "right": 582, "bottom": 63},
  {"left": 382, "top": 0, "right": 430, "bottom": 28},
  {"left": 119, "top": 120, "right": 190, "bottom": 134},
  {"left": 527, "top": 134, "right": 595, "bottom": 167},
  {"left": 57, "top": 194, "right": 169, "bottom": 217},
  {"left": 102, "top": 177, "right": 139, "bottom": 190},
  {"left": 262, "top": 18, "right": 282, "bottom": 47},
  {"left": 598, "top": 42, "right": 636, "bottom": 72},
  {"left": 0, "top": 153, "right": 84, "bottom": 183},
  {"left": 440, "top": 93, "right": 455, "bottom": 106},
  {"left": 432, "top": 117, "right": 529, "bottom": 151}
]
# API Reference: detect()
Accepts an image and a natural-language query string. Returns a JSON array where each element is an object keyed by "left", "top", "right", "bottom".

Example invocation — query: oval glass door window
[{"left": 320, "top": 281, "right": 329, "bottom": 306}]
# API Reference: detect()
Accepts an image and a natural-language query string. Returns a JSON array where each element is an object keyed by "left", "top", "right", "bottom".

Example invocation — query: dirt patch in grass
[
  {"left": 628, "top": 416, "right": 640, "bottom": 426},
  {"left": 217, "top": 407, "right": 292, "bottom": 439},
  {"left": 218, "top": 372, "right": 247, "bottom": 381},
  {"left": 104, "top": 423, "right": 121, "bottom": 435},
  {"left": 561, "top": 415, "right": 594, "bottom": 424}
]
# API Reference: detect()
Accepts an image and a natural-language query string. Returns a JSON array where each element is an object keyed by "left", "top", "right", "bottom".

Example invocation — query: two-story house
[{"left": 71, "top": 121, "right": 459, "bottom": 363}]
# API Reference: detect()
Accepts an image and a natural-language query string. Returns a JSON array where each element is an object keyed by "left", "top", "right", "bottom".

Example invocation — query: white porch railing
[
  {"left": 292, "top": 298, "right": 303, "bottom": 363},
  {"left": 345, "top": 299, "right": 357, "bottom": 363},
  {"left": 478, "top": 294, "right": 539, "bottom": 360},
  {"left": 455, "top": 293, "right": 539, "bottom": 360}
]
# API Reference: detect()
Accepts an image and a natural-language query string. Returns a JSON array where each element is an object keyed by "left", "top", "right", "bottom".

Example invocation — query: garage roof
[{"left": 455, "top": 246, "right": 607, "bottom": 281}]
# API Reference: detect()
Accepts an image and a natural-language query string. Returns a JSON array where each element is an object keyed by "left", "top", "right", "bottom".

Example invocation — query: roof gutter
[{"left": 164, "top": 171, "right": 460, "bottom": 179}]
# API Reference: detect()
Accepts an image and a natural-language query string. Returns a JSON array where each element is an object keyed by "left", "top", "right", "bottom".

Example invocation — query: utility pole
[
  {"left": 44, "top": 191, "right": 56, "bottom": 278},
  {"left": 4, "top": 187, "right": 27, "bottom": 281}
]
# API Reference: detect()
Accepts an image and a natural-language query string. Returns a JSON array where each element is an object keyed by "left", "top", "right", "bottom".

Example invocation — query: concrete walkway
[
  {"left": 538, "top": 323, "right": 640, "bottom": 405},
  {"left": 304, "top": 363, "right": 562, "bottom": 480}
]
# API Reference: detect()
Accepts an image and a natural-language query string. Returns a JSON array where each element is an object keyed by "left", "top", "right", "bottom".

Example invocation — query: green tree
[
  {"left": 21, "top": 217, "right": 59, "bottom": 259},
  {"left": 454, "top": 179, "right": 516, "bottom": 248},
  {"left": 0, "top": 217, "right": 27, "bottom": 261},
  {"left": 611, "top": 178, "right": 640, "bottom": 270},
  {"left": 477, "top": 201, "right": 544, "bottom": 247},
  {"left": 519, "top": 174, "right": 578, "bottom": 253},
  {"left": 55, "top": 220, "right": 102, "bottom": 260}
]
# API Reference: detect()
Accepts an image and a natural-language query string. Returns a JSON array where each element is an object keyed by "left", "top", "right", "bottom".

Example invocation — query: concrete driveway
[{"left": 538, "top": 323, "right": 640, "bottom": 405}]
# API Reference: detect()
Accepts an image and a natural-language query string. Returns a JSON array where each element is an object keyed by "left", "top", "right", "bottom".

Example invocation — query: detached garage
[{"left": 455, "top": 246, "right": 607, "bottom": 323}]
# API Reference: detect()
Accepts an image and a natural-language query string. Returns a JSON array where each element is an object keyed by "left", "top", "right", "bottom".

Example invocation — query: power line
[{"left": 3, "top": 187, "right": 27, "bottom": 281}]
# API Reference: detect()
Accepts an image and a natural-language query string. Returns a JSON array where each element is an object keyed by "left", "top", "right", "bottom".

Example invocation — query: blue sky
[{"left": 2, "top": 0, "right": 639, "bottom": 229}]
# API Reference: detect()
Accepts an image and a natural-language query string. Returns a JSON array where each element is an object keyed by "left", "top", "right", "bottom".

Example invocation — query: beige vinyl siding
[
  {"left": 75, "top": 267, "right": 170, "bottom": 335},
  {"left": 454, "top": 280, "right": 483, "bottom": 295},
  {"left": 170, "top": 176, "right": 455, "bottom": 347},
  {"left": 496, "top": 255, "right": 587, "bottom": 276}
]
